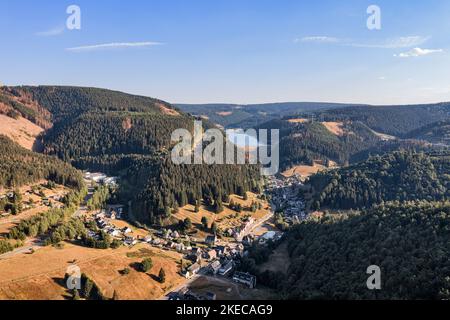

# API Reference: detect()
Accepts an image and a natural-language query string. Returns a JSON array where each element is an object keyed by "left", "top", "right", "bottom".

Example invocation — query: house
[
  {"left": 204, "top": 249, "right": 217, "bottom": 261},
  {"left": 205, "top": 235, "right": 217, "bottom": 246},
  {"left": 97, "top": 220, "right": 108, "bottom": 229},
  {"left": 122, "top": 227, "right": 132, "bottom": 234},
  {"left": 233, "top": 272, "right": 257, "bottom": 289},
  {"left": 215, "top": 245, "right": 229, "bottom": 257},
  {"left": 242, "top": 235, "right": 253, "bottom": 246},
  {"left": 218, "top": 260, "right": 233, "bottom": 276},
  {"left": 89, "top": 173, "right": 107, "bottom": 183},
  {"left": 124, "top": 235, "right": 138, "bottom": 246},
  {"left": 183, "top": 263, "right": 201, "bottom": 279},
  {"left": 95, "top": 211, "right": 106, "bottom": 220},
  {"left": 174, "top": 243, "right": 185, "bottom": 252},
  {"left": 103, "top": 177, "right": 118, "bottom": 186},
  {"left": 108, "top": 229, "right": 121, "bottom": 237},
  {"left": 187, "top": 248, "right": 202, "bottom": 263},
  {"left": 236, "top": 244, "right": 244, "bottom": 254},
  {"left": 172, "top": 231, "right": 180, "bottom": 239},
  {"left": 109, "top": 211, "right": 117, "bottom": 220},
  {"left": 144, "top": 235, "right": 153, "bottom": 243},
  {"left": 209, "top": 260, "right": 221, "bottom": 275}
]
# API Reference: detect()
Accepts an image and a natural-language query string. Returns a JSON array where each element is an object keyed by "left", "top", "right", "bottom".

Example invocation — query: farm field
[{"left": 0, "top": 242, "right": 185, "bottom": 300}]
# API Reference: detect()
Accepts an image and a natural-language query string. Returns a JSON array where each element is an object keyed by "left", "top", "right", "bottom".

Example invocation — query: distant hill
[
  {"left": 307, "top": 150, "right": 450, "bottom": 211},
  {"left": 255, "top": 118, "right": 383, "bottom": 170},
  {"left": 177, "top": 102, "right": 353, "bottom": 128},
  {"left": 314, "top": 103, "right": 450, "bottom": 136},
  {"left": 406, "top": 120, "right": 450, "bottom": 145}
]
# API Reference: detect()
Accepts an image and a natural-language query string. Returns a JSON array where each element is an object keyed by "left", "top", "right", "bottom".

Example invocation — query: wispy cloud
[
  {"left": 66, "top": 41, "right": 163, "bottom": 52},
  {"left": 296, "top": 35, "right": 429, "bottom": 49},
  {"left": 36, "top": 26, "right": 65, "bottom": 37},
  {"left": 351, "top": 36, "right": 429, "bottom": 49},
  {"left": 394, "top": 47, "right": 443, "bottom": 58},
  {"left": 295, "top": 36, "right": 341, "bottom": 44}
]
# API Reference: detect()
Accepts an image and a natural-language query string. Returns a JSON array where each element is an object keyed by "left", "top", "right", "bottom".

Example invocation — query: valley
[{"left": 0, "top": 85, "right": 449, "bottom": 300}]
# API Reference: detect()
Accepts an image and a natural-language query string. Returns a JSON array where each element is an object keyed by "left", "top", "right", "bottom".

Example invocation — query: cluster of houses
[
  {"left": 225, "top": 217, "right": 255, "bottom": 241},
  {"left": 92, "top": 211, "right": 137, "bottom": 245},
  {"left": 268, "top": 175, "right": 307, "bottom": 224},
  {"left": 84, "top": 172, "right": 118, "bottom": 187},
  {"left": 182, "top": 243, "right": 245, "bottom": 279}
]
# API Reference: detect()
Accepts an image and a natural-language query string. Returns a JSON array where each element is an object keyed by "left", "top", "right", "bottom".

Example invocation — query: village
[
  {"left": 76, "top": 171, "right": 291, "bottom": 300},
  {"left": 266, "top": 174, "right": 308, "bottom": 225},
  {"left": 0, "top": 170, "right": 304, "bottom": 300}
]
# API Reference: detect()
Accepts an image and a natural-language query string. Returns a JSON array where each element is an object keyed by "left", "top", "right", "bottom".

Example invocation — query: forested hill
[
  {"left": 314, "top": 103, "right": 450, "bottom": 137},
  {"left": 0, "top": 86, "right": 195, "bottom": 161},
  {"left": 256, "top": 118, "right": 383, "bottom": 170},
  {"left": 307, "top": 150, "right": 450, "bottom": 211},
  {"left": 0, "top": 86, "right": 261, "bottom": 222},
  {"left": 283, "top": 200, "right": 450, "bottom": 299},
  {"left": 12, "top": 86, "right": 179, "bottom": 121},
  {"left": 177, "top": 102, "right": 352, "bottom": 128},
  {"left": 0, "top": 135, "right": 84, "bottom": 190},
  {"left": 406, "top": 119, "right": 450, "bottom": 145}
]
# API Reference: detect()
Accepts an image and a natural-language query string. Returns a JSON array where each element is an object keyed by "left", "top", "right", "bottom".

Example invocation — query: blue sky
[{"left": 1, "top": 0, "right": 450, "bottom": 104}]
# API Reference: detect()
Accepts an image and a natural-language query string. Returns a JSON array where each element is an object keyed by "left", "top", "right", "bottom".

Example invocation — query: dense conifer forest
[
  {"left": 314, "top": 103, "right": 450, "bottom": 136},
  {"left": 307, "top": 150, "right": 450, "bottom": 210},
  {"left": 1, "top": 86, "right": 262, "bottom": 222},
  {"left": 0, "top": 135, "right": 84, "bottom": 190},
  {"left": 256, "top": 119, "right": 384, "bottom": 169},
  {"left": 405, "top": 120, "right": 450, "bottom": 145},
  {"left": 282, "top": 201, "right": 450, "bottom": 299}
]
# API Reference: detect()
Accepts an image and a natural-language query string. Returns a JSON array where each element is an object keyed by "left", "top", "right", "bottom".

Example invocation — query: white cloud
[
  {"left": 296, "top": 36, "right": 341, "bottom": 44},
  {"left": 394, "top": 47, "right": 443, "bottom": 58},
  {"left": 296, "top": 35, "right": 429, "bottom": 49},
  {"left": 36, "top": 26, "right": 65, "bottom": 37},
  {"left": 66, "top": 42, "right": 163, "bottom": 52},
  {"left": 378, "top": 76, "right": 386, "bottom": 80},
  {"left": 351, "top": 36, "right": 429, "bottom": 49}
]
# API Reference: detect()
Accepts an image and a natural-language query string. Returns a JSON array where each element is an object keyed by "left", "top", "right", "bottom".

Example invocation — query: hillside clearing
[
  {"left": 0, "top": 114, "right": 44, "bottom": 151},
  {"left": 321, "top": 121, "right": 345, "bottom": 136}
]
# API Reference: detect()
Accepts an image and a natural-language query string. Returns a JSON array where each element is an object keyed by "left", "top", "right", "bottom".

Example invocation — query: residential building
[
  {"left": 233, "top": 272, "right": 257, "bottom": 289},
  {"left": 183, "top": 263, "right": 201, "bottom": 279},
  {"left": 218, "top": 260, "right": 233, "bottom": 276},
  {"left": 205, "top": 235, "right": 217, "bottom": 246},
  {"left": 209, "top": 260, "right": 221, "bottom": 275}
]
